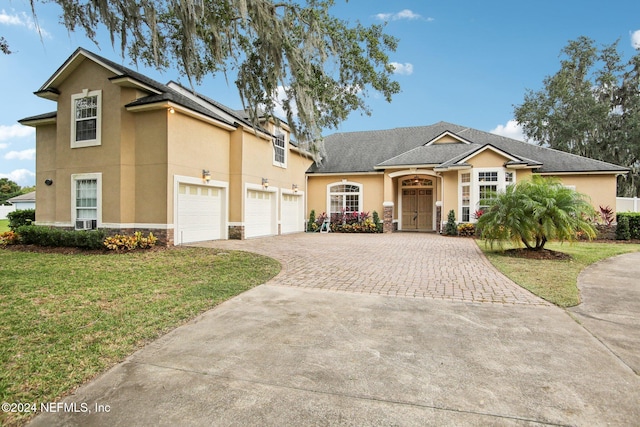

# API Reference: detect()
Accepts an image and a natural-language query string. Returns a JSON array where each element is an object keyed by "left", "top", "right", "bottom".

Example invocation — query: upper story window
[
  {"left": 71, "top": 89, "right": 102, "bottom": 148},
  {"left": 273, "top": 131, "right": 287, "bottom": 168}
]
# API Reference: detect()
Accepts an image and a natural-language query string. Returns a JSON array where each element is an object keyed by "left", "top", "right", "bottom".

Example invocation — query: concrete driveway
[{"left": 28, "top": 233, "right": 640, "bottom": 426}]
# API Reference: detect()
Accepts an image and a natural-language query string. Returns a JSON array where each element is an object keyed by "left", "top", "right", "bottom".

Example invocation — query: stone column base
[
  {"left": 382, "top": 201, "right": 394, "bottom": 233},
  {"left": 228, "top": 225, "right": 245, "bottom": 240}
]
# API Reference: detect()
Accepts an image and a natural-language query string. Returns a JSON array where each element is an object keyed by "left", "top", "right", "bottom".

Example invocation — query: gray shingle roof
[{"left": 308, "top": 121, "right": 628, "bottom": 174}]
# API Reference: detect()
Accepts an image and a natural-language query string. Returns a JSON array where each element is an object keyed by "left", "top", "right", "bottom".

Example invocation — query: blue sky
[{"left": 1, "top": 0, "right": 639, "bottom": 187}]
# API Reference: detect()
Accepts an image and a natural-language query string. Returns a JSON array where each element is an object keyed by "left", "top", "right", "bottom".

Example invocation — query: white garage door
[
  {"left": 281, "top": 193, "right": 303, "bottom": 234},
  {"left": 245, "top": 189, "right": 274, "bottom": 238},
  {"left": 177, "top": 183, "right": 223, "bottom": 244}
]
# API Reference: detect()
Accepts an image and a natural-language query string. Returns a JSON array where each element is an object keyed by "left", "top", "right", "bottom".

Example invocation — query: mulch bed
[{"left": 502, "top": 248, "right": 573, "bottom": 260}]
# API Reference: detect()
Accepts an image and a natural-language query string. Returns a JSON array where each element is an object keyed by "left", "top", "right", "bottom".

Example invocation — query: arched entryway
[{"left": 400, "top": 176, "right": 434, "bottom": 231}]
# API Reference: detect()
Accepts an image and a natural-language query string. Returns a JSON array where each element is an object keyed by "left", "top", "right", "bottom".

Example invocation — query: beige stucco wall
[
  {"left": 467, "top": 149, "right": 509, "bottom": 168},
  {"left": 306, "top": 174, "right": 385, "bottom": 218},
  {"left": 552, "top": 174, "right": 618, "bottom": 213},
  {"left": 34, "top": 124, "right": 57, "bottom": 224}
]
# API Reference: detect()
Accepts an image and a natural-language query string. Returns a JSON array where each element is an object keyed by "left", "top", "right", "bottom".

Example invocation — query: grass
[
  {"left": 479, "top": 240, "right": 640, "bottom": 307},
  {"left": 0, "top": 219, "right": 9, "bottom": 233},
  {"left": 0, "top": 247, "right": 280, "bottom": 426}
]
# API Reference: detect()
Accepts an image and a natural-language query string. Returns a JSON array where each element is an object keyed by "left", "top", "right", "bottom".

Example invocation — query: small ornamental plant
[
  {"left": 0, "top": 230, "right": 18, "bottom": 246},
  {"left": 104, "top": 231, "right": 158, "bottom": 251},
  {"left": 457, "top": 223, "right": 476, "bottom": 237}
]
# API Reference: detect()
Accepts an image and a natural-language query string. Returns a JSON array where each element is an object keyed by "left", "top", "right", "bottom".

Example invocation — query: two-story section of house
[{"left": 19, "top": 48, "right": 312, "bottom": 245}]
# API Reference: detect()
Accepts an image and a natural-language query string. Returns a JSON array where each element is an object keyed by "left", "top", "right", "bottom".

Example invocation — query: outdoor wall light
[
  {"left": 292, "top": 183, "right": 298, "bottom": 193},
  {"left": 168, "top": 107, "right": 175, "bottom": 114},
  {"left": 262, "top": 178, "right": 269, "bottom": 188},
  {"left": 202, "top": 169, "right": 211, "bottom": 183},
  {"left": 44, "top": 179, "right": 53, "bottom": 186}
]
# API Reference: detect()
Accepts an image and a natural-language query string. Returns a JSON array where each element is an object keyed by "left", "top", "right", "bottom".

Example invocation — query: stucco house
[
  {"left": 20, "top": 48, "right": 628, "bottom": 244},
  {"left": 306, "top": 123, "right": 629, "bottom": 232},
  {"left": 19, "top": 48, "right": 312, "bottom": 245}
]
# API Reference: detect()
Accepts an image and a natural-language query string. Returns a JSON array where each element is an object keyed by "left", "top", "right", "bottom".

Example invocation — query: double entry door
[{"left": 402, "top": 188, "right": 433, "bottom": 230}]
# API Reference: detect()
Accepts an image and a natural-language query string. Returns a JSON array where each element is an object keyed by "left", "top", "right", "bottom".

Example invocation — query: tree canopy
[
  {"left": 514, "top": 36, "right": 640, "bottom": 197},
  {"left": 20, "top": 0, "right": 401, "bottom": 156},
  {"left": 0, "top": 178, "right": 23, "bottom": 205}
]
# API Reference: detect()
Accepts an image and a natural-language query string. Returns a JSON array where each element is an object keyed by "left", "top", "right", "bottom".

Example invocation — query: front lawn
[
  {"left": 0, "top": 219, "right": 9, "bottom": 233},
  {"left": 479, "top": 241, "right": 640, "bottom": 307},
  {"left": 0, "top": 247, "right": 280, "bottom": 426}
]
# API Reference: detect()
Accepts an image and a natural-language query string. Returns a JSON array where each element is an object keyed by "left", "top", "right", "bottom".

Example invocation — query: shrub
[
  {"left": 616, "top": 215, "right": 631, "bottom": 240},
  {"left": 16, "top": 225, "right": 106, "bottom": 249},
  {"left": 456, "top": 223, "right": 475, "bottom": 237},
  {"left": 444, "top": 210, "right": 457, "bottom": 236},
  {"left": 307, "top": 210, "right": 316, "bottom": 232},
  {"left": 616, "top": 213, "right": 640, "bottom": 239},
  {"left": 598, "top": 205, "right": 614, "bottom": 226},
  {"left": 0, "top": 230, "right": 18, "bottom": 246},
  {"left": 104, "top": 231, "right": 158, "bottom": 251},
  {"left": 372, "top": 210, "right": 383, "bottom": 233},
  {"left": 7, "top": 209, "right": 35, "bottom": 230}
]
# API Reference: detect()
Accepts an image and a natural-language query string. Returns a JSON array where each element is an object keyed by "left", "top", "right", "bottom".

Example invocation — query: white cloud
[
  {"left": 490, "top": 120, "right": 527, "bottom": 142},
  {"left": 0, "top": 124, "right": 34, "bottom": 141},
  {"left": 0, "top": 143, "right": 8, "bottom": 150},
  {"left": 631, "top": 29, "right": 640, "bottom": 50},
  {"left": 0, "top": 169, "right": 35, "bottom": 186},
  {"left": 0, "top": 9, "right": 50, "bottom": 38},
  {"left": 4, "top": 149, "right": 36, "bottom": 160},
  {"left": 389, "top": 62, "right": 414, "bottom": 75},
  {"left": 375, "top": 9, "right": 430, "bottom": 22}
]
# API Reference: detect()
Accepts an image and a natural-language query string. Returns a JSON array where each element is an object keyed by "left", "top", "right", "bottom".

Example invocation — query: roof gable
[{"left": 425, "top": 130, "right": 473, "bottom": 146}]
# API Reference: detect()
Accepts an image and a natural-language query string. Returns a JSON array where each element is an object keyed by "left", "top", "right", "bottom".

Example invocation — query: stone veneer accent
[
  {"left": 104, "top": 228, "right": 174, "bottom": 246},
  {"left": 382, "top": 202, "right": 394, "bottom": 233},
  {"left": 228, "top": 225, "right": 245, "bottom": 240}
]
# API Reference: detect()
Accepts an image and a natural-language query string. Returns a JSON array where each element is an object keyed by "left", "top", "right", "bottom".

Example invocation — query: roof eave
[
  {"left": 109, "top": 75, "right": 162, "bottom": 94},
  {"left": 125, "top": 101, "right": 238, "bottom": 131}
]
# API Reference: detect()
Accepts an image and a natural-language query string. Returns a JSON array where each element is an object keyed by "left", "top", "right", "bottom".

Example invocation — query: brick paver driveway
[{"left": 192, "top": 232, "right": 547, "bottom": 305}]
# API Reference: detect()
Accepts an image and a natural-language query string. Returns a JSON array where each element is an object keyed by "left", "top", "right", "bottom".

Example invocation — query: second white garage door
[
  {"left": 177, "top": 183, "right": 223, "bottom": 244},
  {"left": 245, "top": 189, "right": 275, "bottom": 238},
  {"left": 281, "top": 193, "right": 303, "bottom": 234}
]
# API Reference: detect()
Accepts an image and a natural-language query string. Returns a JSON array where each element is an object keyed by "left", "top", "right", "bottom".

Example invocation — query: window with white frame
[
  {"left": 273, "top": 132, "right": 287, "bottom": 167},
  {"left": 460, "top": 172, "right": 471, "bottom": 222},
  {"left": 459, "top": 169, "right": 515, "bottom": 222},
  {"left": 72, "top": 173, "right": 101, "bottom": 228},
  {"left": 328, "top": 183, "right": 361, "bottom": 215},
  {"left": 71, "top": 89, "right": 102, "bottom": 148}
]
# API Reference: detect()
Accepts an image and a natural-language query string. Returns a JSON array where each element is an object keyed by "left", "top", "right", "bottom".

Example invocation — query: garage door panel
[
  {"left": 281, "top": 194, "right": 303, "bottom": 234},
  {"left": 177, "top": 184, "right": 223, "bottom": 244},
  {"left": 245, "top": 189, "right": 274, "bottom": 238}
]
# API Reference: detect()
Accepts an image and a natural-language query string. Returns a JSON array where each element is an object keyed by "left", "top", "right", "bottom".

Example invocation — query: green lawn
[
  {"left": 479, "top": 240, "right": 640, "bottom": 307},
  {"left": 0, "top": 247, "right": 280, "bottom": 426},
  {"left": 0, "top": 219, "right": 9, "bottom": 233}
]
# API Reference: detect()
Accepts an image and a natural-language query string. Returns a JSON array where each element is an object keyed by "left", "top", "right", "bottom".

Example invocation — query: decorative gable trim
[
  {"left": 425, "top": 130, "right": 473, "bottom": 146},
  {"left": 458, "top": 144, "right": 520, "bottom": 164}
]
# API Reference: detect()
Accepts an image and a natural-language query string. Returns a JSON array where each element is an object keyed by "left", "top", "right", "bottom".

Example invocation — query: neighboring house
[
  {"left": 19, "top": 48, "right": 312, "bottom": 245},
  {"left": 307, "top": 123, "right": 629, "bottom": 232},
  {"left": 6, "top": 191, "right": 36, "bottom": 211}
]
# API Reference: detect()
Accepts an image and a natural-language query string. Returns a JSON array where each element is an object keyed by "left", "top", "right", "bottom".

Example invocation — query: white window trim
[
  {"left": 272, "top": 128, "right": 287, "bottom": 168},
  {"left": 458, "top": 168, "right": 516, "bottom": 223},
  {"left": 71, "top": 89, "right": 102, "bottom": 148},
  {"left": 71, "top": 173, "right": 102, "bottom": 227},
  {"left": 326, "top": 181, "right": 363, "bottom": 216}
]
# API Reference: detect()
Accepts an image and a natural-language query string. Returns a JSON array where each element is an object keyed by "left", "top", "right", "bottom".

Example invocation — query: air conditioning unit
[{"left": 75, "top": 219, "right": 96, "bottom": 230}]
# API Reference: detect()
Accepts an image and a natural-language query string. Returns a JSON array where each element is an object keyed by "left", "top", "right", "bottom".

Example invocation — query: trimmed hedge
[
  {"left": 7, "top": 209, "right": 35, "bottom": 230},
  {"left": 616, "top": 213, "right": 640, "bottom": 240},
  {"left": 16, "top": 225, "right": 106, "bottom": 249}
]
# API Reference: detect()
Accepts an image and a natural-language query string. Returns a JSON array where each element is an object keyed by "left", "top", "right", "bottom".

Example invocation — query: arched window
[{"left": 328, "top": 183, "right": 362, "bottom": 215}]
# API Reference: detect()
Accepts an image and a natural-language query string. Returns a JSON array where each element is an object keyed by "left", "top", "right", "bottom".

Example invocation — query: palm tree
[{"left": 477, "top": 176, "right": 596, "bottom": 250}]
